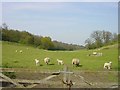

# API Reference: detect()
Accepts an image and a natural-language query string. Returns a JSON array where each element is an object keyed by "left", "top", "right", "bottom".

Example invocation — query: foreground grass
[{"left": 2, "top": 41, "right": 118, "bottom": 71}]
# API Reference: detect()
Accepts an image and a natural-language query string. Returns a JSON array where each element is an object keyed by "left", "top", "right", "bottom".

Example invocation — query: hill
[{"left": 1, "top": 29, "right": 84, "bottom": 51}]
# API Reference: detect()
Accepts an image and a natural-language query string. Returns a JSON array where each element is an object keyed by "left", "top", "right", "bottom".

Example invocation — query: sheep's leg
[
  {"left": 108, "top": 66, "right": 110, "bottom": 69},
  {"left": 103, "top": 65, "right": 106, "bottom": 69}
]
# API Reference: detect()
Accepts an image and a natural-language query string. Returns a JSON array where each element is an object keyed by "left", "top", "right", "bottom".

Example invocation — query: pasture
[
  {"left": 2, "top": 41, "right": 118, "bottom": 71},
  {"left": 1, "top": 41, "right": 119, "bottom": 88}
]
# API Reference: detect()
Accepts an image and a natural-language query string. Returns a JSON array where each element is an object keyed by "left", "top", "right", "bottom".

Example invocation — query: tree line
[
  {"left": 85, "top": 30, "right": 118, "bottom": 49},
  {"left": 0, "top": 23, "right": 84, "bottom": 50},
  {"left": 0, "top": 23, "right": 118, "bottom": 50}
]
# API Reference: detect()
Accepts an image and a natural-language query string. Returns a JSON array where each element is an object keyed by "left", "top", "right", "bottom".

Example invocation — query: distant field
[{"left": 2, "top": 41, "right": 118, "bottom": 71}]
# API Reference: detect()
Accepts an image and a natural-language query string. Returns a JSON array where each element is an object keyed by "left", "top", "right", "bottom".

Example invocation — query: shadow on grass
[
  {"left": 76, "top": 64, "right": 83, "bottom": 67},
  {"left": 49, "top": 63, "right": 55, "bottom": 65},
  {"left": 38, "top": 64, "right": 43, "bottom": 66}
]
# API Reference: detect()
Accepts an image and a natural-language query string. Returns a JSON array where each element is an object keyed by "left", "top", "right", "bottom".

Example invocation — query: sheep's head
[{"left": 109, "top": 61, "right": 112, "bottom": 64}]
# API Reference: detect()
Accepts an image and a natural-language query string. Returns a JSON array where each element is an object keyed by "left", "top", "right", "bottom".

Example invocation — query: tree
[
  {"left": 91, "top": 30, "right": 103, "bottom": 48},
  {"left": 33, "top": 35, "right": 42, "bottom": 47},
  {"left": 41, "top": 37, "right": 54, "bottom": 50},
  {"left": 85, "top": 38, "right": 96, "bottom": 49},
  {"left": 85, "top": 30, "right": 118, "bottom": 50},
  {"left": 19, "top": 31, "right": 34, "bottom": 45},
  {"left": 2, "top": 23, "right": 8, "bottom": 30},
  {"left": 112, "top": 33, "right": 118, "bottom": 43},
  {"left": 0, "top": 28, "right": 2, "bottom": 41},
  {"left": 102, "top": 30, "right": 112, "bottom": 45}
]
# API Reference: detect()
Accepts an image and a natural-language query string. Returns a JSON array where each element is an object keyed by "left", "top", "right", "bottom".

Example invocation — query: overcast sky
[{"left": 1, "top": 1, "right": 118, "bottom": 45}]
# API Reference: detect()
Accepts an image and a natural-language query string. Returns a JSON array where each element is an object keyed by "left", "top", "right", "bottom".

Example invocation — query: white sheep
[
  {"left": 57, "top": 59, "right": 64, "bottom": 65},
  {"left": 72, "top": 58, "right": 80, "bottom": 66},
  {"left": 97, "top": 52, "right": 103, "bottom": 56},
  {"left": 44, "top": 57, "right": 50, "bottom": 65},
  {"left": 35, "top": 59, "right": 39, "bottom": 66},
  {"left": 19, "top": 50, "right": 23, "bottom": 53},
  {"left": 93, "top": 52, "right": 97, "bottom": 55},
  {"left": 103, "top": 61, "right": 112, "bottom": 69},
  {"left": 119, "top": 56, "right": 120, "bottom": 61},
  {"left": 15, "top": 50, "right": 18, "bottom": 52}
]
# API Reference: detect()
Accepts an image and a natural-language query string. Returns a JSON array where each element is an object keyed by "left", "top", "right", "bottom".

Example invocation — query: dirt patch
[
  {"left": 1, "top": 70, "right": 118, "bottom": 88},
  {"left": 16, "top": 72, "right": 51, "bottom": 80}
]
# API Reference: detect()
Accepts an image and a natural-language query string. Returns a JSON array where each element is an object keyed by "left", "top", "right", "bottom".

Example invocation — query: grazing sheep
[
  {"left": 44, "top": 57, "right": 50, "bottom": 65},
  {"left": 72, "top": 58, "right": 80, "bottom": 66},
  {"left": 19, "top": 50, "right": 23, "bottom": 53},
  {"left": 15, "top": 50, "right": 18, "bottom": 52},
  {"left": 91, "top": 52, "right": 102, "bottom": 56},
  {"left": 35, "top": 59, "right": 39, "bottom": 66},
  {"left": 97, "top": 52, "right": 103, "bottom": 56},
  {"left": 57, "top": 59, "right": 64, "bottom": 65},
  {"left": 119, "top": 56, "right": 120, "bottom": 61},
  {"left": 103, "top": 61, "right": 112, "bottom": 69},
  {"left": 93, "top": 52, "right": 97, "bottom": 55}
]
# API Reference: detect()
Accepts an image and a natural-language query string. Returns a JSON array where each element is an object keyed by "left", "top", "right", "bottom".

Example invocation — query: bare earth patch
[{"left": 12, "top": 70, "right": 118, "bottom": 88}]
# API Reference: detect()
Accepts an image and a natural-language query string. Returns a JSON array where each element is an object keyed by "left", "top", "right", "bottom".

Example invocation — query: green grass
[{"left": 2, "top": 41, "right": 118, "bottom": 71}]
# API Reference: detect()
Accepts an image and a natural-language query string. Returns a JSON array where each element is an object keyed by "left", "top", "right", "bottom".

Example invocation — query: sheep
[
  {"left": 93, "top": 52, "right": 97, "bottom": 55},
  {"left": 103, "top": 61, "right": 112, "bottom": 69},
  {"left": 91, "top": 52, "right": 102, "bottom": 56},
  {"left": 57, "top": 59, "right": 64, "bottom": 65},
  {"left": 15, "top": 50, "right": 18, "bottom": 52},
  {"left": 44, "top": 57, "right": 50, "bottom": 65},
  {"left": 72, "top": 58, "right": 80, "bottom": 66},
  {"left": 119, "top": 56, "right": 120, "bottom": 61},
  {"left": 97, "top": 52, "right": 103, "bottom": 56},
  {"left": 35, "top": 59, "right": 39, "bottom": 66},
  {"left": 19, "top": 50, "right": 23, "bottom": 53}
]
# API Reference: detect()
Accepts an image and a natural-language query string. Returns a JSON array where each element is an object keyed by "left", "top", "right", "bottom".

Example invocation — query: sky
[{"left": 1, "top": 1, "right": 118, "bottom": 45}]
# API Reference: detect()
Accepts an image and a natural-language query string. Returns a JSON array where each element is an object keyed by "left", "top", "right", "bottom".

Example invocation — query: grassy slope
[{"left": 2, "top": 41, "right": 118, "bottom": 71}]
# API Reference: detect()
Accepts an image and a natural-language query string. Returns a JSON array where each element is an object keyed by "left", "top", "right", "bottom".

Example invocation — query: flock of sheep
[
  {"left": 88, "top": 52, "right": 103, "bottom": 56},
  {"left": 15, "top": 49, "right": 112, "bottom": 70},
  {"left": 35, "top": 57, "right": 112, "bottom": 70},
  {"left": 35, "top": 57, "right": 80, "bottom": 66}
]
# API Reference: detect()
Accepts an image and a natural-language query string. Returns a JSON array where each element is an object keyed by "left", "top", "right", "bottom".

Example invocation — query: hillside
[
  {"left": 2, "top": 41, "right": 118, "bottom": 71},
  {"left": 1, "top": 29, "right": 84, "bottom": 51}
]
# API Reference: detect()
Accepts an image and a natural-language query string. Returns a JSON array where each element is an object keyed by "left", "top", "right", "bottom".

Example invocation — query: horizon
[{"left": 1, "top": 2, "right": 118, "bottom": 45}]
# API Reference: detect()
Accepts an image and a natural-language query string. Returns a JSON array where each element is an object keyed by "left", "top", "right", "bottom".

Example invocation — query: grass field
[{"left": 1, "top": 41, "right": 119, "bottom": 71}]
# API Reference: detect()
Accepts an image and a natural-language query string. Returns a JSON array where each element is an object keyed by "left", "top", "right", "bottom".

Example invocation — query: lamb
[
  {"left": 72, "top": 58, "right": 80, "bottom": 66},
  {"left": 19, "top": 50, "right": 23, "bottom": 53},
  {"left": 103, "top": 61, "right": 112, "bottom": 69},
  {"left": 57, "top": 59, "right": 64, "bottom": 65},
  {"left": 44, "top": 57, "right": 50, "bottom": 65},
  {"left": 35, "top": 59, "right": 39, "bottom": 66}
]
